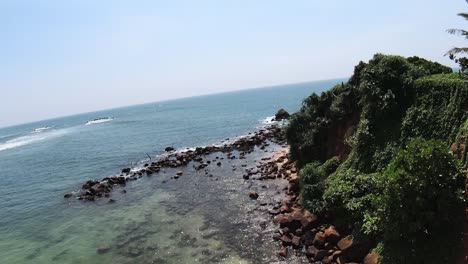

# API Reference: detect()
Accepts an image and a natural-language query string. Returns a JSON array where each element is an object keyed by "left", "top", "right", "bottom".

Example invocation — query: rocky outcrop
[{"left": 275, "top": 109, "right": 290, "bottom": 120}]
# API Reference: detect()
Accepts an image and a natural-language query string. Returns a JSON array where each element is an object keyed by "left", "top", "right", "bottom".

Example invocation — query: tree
[{"left": 447, "top": 0, "right": 468, "bottom": 74}]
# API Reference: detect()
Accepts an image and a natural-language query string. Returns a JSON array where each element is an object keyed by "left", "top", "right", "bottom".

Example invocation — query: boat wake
[
  {"left": 33, "top": 126, "right": 52, "bottom": 133},
  {"left": 0, "top": 129, "right": 68, "bottom": 152}
]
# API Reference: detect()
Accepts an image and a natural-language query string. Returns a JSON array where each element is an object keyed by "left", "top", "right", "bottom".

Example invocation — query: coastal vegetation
[{"left": 286, "top": 54, "right": 467, "bottom": 263}]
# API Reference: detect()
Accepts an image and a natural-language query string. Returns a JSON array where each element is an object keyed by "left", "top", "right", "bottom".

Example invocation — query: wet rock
[
  {"left": 165, "top": 146, "right": 175, "bottom": 152},
  {"left": 63, "top": 193, "right": 73, "bottom": 198},
  {"left": 176, "top": 171, "right": 183, "bottom": 176},
  {"left": 121, "top": 168, "right": 131, "bottom": 174},
  {"left": 249, "top": 192, "right": 259, "bottom": 199}
]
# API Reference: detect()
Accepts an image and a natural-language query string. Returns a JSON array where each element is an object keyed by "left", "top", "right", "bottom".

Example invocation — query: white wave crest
[
  {"left": 0, "top": 130, "right": 67, "bottom": 152},
  {"left": 261, "top": 116, "right": 278, "bottom": 125},
  {"left": 85, "top": 117, "right": 113, "bottom": 125}
]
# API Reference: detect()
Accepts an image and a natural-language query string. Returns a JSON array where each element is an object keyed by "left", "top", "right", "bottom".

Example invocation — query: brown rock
[
  {"left": 291, "top": 235, "right": 301, "bottom": 248},
  {"left": 313, "top": 232, "right": 326, "bottom": 248},
  {"left": 324, "top": 226, "right": 341, "bottom": 243},
  {"left": 280, "top": 235, "right": 292, "bottom": 246},
  {"left": 315, "top": 249, "right": 328, "bottom": 261},
  {"left": 278, "top": 247, "right": 288, "bottom": 257},
  {"left": 306, "top": 245, "right": 319, "bottom": 257},
  {"left": 273, "top": 215, "right": 289, "bottom": 225},
  {"left": 337, "top": 237, "right": 354, "bottom": 251},
  {"left": 363, "top": 251, "right": 379, "bottom": 264}
]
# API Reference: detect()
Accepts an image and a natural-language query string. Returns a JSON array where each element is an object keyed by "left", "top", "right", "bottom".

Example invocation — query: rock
[
  {"left": 96, "top": 245, "right": 111, "bottom": 254},
  {"left": 291, "top": 235, "right": 301, "bottom": 248},
  {"left": 278, "top": 247, "right": 288, "bottom": 257},
  {"left": 324, "top": 226, "right": 341, "bottom": 243},
  {"left": 306, "top": 245, "right": 319, "bottom": 257},
  {"left": 64, "top": 193, "right": 73, "bottom": 198},
  {"left": 165, "top": 146, "right": 175, "bottom": 152},
  {"left": 269, "top": 209, "right": 280, "bottom": 215},
  {"left": 275, "top": 108, "right": 290, "bottom": 120},
  {"left": 121, "top": 168, "right": 131, "bottom": 174},
  {"left": 176, "top": 171, "right": 183, "bottom": 176},
  {"left": 337, "top": 237, "right": 354, "bottom": 251},
  {"left": 313, "top": 232, "right": 326, "bottom": 248},
  {"left": 315, "top": 249, "right": 328, "bottom": 261},
  {"left": 108, "top": 199, "right": 116, "bottom": 203},
  {"left": 280, "top": 236, "right": 292, "bottom": 247},
  {"left": 249, "top": 192, "right": 259, "bottom": 199},
  {"left": 216, "top": 162, "right": 222, "bottom": 166},
  {"left": 363, "top": 251, "right": 379, "bottom": 264}
]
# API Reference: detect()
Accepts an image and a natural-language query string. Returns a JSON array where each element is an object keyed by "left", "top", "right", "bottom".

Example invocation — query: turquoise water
[{"left": 0, "top": 79, "right": 342, "bottom": 264}]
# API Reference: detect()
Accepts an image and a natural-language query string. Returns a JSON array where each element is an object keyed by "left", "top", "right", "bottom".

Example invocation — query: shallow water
[{"left": 0, "top": 80, "right": 342, "bottom": 263}]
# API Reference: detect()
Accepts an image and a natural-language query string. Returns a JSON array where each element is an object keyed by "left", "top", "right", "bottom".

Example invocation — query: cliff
[{"left": 286, "top": 54, "right": 467, "bottom": 263}]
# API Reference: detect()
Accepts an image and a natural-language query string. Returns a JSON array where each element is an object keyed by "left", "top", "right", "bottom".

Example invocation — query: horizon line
[{"left": 0, "top": 77, "right": 348, "bottom": 130}]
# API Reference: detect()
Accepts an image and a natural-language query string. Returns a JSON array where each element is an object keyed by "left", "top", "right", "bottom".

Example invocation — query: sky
[{"left": 0, "top": 0, "right": 467, "bottom": 128}]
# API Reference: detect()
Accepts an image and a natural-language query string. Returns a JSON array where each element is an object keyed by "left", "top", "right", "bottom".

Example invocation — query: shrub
[
  {"left": 299, "top": 157, "right": 340, "bottom": 214},
  {"left": 376, "top": 137, "right": 465, "bottom": 263}
]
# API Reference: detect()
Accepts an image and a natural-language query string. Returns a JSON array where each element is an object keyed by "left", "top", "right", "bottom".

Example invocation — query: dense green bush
[
  {"left": 376, "top": 138, "right": 465, "bottom": 264},
  {"left": 401, "top": 74, "right": 468, "bottom": 143},
  {"left": 299, "top": 157, "right": 340, "bottom": 214}
]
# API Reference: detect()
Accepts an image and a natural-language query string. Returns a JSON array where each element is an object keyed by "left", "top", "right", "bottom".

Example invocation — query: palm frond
[
  {"left": 458, "top": 12, "right": 468, "bottom": 20},
  {"left": 447, "top": 28, "right": 468, "bottom": 39},
  {"left": 445, "top": 47, "right": 468, "bottom": 56}
]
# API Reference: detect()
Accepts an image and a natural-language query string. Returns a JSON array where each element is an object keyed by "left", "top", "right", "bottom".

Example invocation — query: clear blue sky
[{"left": 0, "top": 0, "right": 467, "bottom": 127}]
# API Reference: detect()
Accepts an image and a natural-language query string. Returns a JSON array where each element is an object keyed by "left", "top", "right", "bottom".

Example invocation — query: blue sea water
[{"left": 0, "top": 79, "right": 342, "bottom": 264}]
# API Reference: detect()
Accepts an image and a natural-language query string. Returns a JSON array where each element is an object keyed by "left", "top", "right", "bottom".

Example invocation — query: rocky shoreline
[
  {"left": 64, "top": 118, "right": 376, "bottom": 263},
  {"left": 64, "top": 124, "right": 286, "bottom": 201}
]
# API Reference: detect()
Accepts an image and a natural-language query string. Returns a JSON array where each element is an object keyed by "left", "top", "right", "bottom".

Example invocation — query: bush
[
  {"left": 299, "top": 157, "right": 340, "bottom": 214},
  {"left": 376, "top": 137, "right": 465, "bottom": 263}
]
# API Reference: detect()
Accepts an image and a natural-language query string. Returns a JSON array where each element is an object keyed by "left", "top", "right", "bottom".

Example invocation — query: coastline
[{"left": 62, "top": 122, "right": 376, "bottom": 263}]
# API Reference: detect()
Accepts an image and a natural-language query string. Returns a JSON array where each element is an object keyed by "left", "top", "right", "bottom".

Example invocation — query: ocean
[{"left": 0, "top": 79, "right": 342, "bottom": 264}]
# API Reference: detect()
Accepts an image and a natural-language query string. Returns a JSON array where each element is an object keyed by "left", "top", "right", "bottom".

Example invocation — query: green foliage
[
  {"left": 287, "top": 54, "right": 467, "bottom": 264},
  {"left": 401, "top": 74, "right": 468, "bottom": 143},
  {"left": 299, "top": 157, "right": 340, "bottom": 214},
  {"left": 322, "top": 166, "right": 382, "bottom": 235},
  {"left": 407, "top": 56, "right": 453, "bottom": 75},
  {"left": 376, "top": 138, "right": 465, "bottom": 264}
]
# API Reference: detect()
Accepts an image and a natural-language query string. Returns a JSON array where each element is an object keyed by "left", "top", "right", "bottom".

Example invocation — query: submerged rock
[{"left": 96, "top": 245, "right": 111, "bottom": 254}]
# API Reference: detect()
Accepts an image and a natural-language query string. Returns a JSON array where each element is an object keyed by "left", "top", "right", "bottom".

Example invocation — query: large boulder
[{"left": 275, "top": 109, "right": 290, "bottom": 120}]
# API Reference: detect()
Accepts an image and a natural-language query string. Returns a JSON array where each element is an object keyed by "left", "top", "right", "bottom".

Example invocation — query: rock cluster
[
  {"left": 64, "top": 124, "right": 285, "bottom": 201},
  {"left": 256, "top": 152, "right": 377, "bottom": 264}
]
